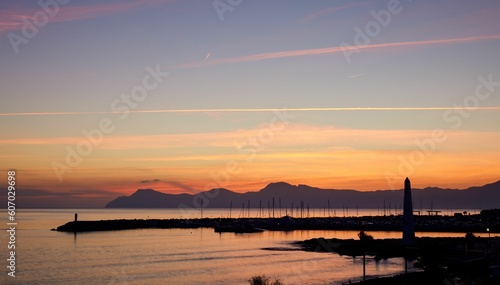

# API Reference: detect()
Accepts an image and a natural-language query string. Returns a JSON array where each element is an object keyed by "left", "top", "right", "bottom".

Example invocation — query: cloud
[
  {"left": 2, "top": 124, "right": 499, "bottom": 157},
  {"left": 140, "top": 179, "right": 161, "bottom": 184},
  {"left": 0, "top": 0, "right": 173, "bottom": 34},
  {"left": 348, "top": 73, "right": 366, "bottom": 79}
]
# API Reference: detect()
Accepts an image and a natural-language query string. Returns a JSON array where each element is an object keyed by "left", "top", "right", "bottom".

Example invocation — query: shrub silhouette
[
  {"left": 248, "top": 275, "right": 284, "bottom": 285},
  {"left": 358, "top": 230, "right": 374, "bottom": 241}
]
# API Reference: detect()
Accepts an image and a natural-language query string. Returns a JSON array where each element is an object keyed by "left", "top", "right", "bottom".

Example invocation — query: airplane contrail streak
[
  {"left": 1, "top": 107, "right": 500, "bottom": 116},
  {"left": 203, "top": 52, "right": 211, "bottom": 62},
  {"left": 171, "top": 35, "right": 500, "bottom": 69}
]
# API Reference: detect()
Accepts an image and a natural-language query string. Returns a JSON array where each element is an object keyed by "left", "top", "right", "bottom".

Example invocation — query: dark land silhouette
[{"left": 105, "top": 180, "right": 500, "bottom": 209}]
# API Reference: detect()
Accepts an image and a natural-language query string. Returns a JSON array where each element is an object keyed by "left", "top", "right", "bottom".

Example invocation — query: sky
[{"left": 0, "top": 0, "right": 499, "bottom": 207}]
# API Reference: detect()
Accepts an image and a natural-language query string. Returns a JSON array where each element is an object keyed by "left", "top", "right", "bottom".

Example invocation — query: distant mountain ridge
[{"left": 105, "top": 180, "right": 500, "bottom": 210}]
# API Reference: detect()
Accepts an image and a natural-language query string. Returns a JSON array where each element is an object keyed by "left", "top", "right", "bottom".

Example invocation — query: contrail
[
  {"left": 2, "top": 107, "right": 500, "bottom": 116},
  {"left": 348, "top": 73, "right": 366, "bottom": 79},
  {"left": 171, "top": 35, "right": 500, "bottom": 69},
  {"left": 203, "top": 52, "right": 211, "bottom": 63}
]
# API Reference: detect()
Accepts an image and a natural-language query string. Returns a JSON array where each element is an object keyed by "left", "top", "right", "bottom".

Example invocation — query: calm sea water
[{"left": 0, "top": 209, "right": 487, "bottom": 285}]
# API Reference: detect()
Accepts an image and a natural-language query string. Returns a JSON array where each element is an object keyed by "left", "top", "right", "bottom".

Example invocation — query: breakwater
[{"left": 54, "top": 214, "right": 499, "bottom": 233}]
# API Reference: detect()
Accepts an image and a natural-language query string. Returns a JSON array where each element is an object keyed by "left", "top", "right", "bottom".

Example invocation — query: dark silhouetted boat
[{"left": 214, "top": 221, "right": 264, "bottom": 234}]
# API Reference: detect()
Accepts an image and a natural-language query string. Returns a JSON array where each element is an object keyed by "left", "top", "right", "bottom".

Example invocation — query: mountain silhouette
[{"left": 105, "top": 180, "right": 500, "bottom": 210}]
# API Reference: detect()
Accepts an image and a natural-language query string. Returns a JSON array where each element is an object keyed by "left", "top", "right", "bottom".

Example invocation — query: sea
[{"left": 0, "top": 208, "right": 490, "bottom": 285}]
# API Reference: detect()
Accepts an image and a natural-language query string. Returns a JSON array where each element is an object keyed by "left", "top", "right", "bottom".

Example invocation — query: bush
[
  {"left": 358, "top": 230, "right": 374, "bottom": 241},
  {"left": 248, "top": 275, "right": 284, "bottom": 285}
]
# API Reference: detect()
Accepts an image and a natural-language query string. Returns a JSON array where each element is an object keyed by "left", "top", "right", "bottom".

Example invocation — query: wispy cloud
[
  {"left": 140, "top": 179, "right": 161, "bottom": 184},
  {"left": 0, "top": 0, "right": 172, "bottom": 34},
  {"left": 348, "top": 73, "right": 366, "bottom": 79},
  {"left": 2, "top": 124, "right": 500, "bottom": 153},
  {"left": 3, "top": 126, "right": 499, "bottom": 193},
  {"left": 170, "top": 35, "right": 500, "bottom": 69}
]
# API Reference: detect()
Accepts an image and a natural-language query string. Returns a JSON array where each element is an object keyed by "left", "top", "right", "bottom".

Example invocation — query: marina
[{"left": 55, "top": 212, "right": 499, "bottom": 234}]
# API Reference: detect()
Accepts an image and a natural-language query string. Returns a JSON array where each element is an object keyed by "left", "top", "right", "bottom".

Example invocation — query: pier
[{"left": 54, "top": 214, "right": 499, "bottom": 233}]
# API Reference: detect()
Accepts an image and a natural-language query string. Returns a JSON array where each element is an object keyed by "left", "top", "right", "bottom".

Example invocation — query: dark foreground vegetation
[
  {"left": 248, "top": 275, "right": 284, "bottom": 285},
  {"left": 296, "top": 232, "right": 500, "bottom": 285}
]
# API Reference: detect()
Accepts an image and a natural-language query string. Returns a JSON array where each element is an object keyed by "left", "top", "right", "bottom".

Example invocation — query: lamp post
[{"left": 487, "top": 228, "right": 490, "bottom": 254}]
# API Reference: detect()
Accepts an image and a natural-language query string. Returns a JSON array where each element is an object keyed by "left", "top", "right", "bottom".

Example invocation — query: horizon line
[{"left": 2, "top": 106, "right": 500, "bottom": 117}]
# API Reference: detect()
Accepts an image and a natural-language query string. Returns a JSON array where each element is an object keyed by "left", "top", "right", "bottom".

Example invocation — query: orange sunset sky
[{"left": 1, "top": 0, "right": 499, "bottom": 207}]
